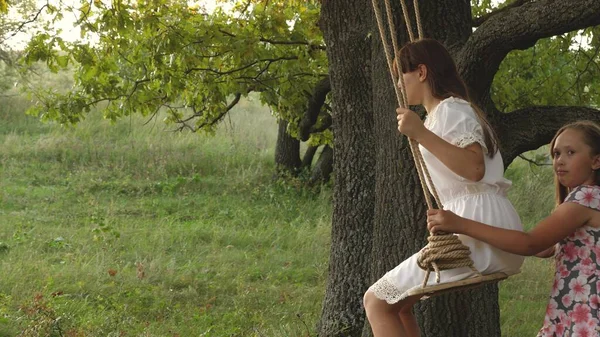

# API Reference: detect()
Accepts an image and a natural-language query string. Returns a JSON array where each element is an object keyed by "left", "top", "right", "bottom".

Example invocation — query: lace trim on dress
[
  {"left": 453, "top": 132, "right": 488, "bottom": 154},
  {"left": 369, "top": 275, "right": 411, "bottom": 304}
]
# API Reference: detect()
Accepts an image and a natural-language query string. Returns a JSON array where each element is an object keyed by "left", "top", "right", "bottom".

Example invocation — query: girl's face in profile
[{"left": 400, "top": 64, "right": 426, "bottom": 107}]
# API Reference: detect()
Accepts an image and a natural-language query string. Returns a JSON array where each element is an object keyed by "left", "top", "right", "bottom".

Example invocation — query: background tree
[
  {"left": 318, "top": 0, "right": 600, "bottom": 336},
  {"left": 0, "top": 0, "right": 43, "bottom": 93},
  {"left": 21, "top": 0, "right": 334, "bottom": 180}
]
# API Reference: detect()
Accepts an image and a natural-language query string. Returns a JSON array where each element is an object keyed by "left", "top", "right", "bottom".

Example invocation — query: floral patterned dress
[{"left": 538, "top": 185, "right": 600, "bottom": 337}]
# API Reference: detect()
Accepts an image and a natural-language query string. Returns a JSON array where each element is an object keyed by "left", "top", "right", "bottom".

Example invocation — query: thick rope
[
  {"left": 408, "top": 139, "right": 434, "bottom": 208},
  {"left": 372, "top": 0, "right": 406, "bottom": 109},
  {"left": 383, "top": 0, "right": 408, "bottom": 107},
  {"left": 417, "top": 236, "right": 479, "bottom": 287},
  {"left": 413, "top": 0, "right": 424, "bottom": 40},
  {"left": 373, "top": 0, "right": 481, "bottom": 288},
  {"left": 398, "top": 0, "right": 414, "bottom": 42},
  {"left": 379, "top": 0, "right": 433, "bottom": 209}
]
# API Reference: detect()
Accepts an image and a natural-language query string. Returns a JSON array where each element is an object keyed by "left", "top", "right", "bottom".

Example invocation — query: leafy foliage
[
  {"left": 22, "top": 0, "right": 328, "bottom": 141},
  {"left": 492, "top": 28, "right": 600, "bottom": 111},
  {"left": 0, "top": 0, "right": 47, "bottom": 93},
  {"left": 471, "top": 2, "right": 600, "bottom": 112},
  {"left": 470, "top": 0, "right": 494, "bottom": 18},
  {"left": 16, "top": 0, "right": 600, "bottom": 147}
]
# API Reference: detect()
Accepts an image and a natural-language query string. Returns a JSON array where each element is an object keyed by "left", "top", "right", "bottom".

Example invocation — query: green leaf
[{"left": 56, "top": 55, "right": 69, "bottom": 68}]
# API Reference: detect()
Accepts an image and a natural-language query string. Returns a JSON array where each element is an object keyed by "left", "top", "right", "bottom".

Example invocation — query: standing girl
[
  {"left": 363, "top": 38, "right": 524, "bottom": 337},
  {"left": 427, "top": 121, "right": 600, "bottom": 336}
]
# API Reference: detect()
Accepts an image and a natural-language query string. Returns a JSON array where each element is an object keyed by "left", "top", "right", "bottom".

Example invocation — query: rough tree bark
[
  {"left": 299, "top": 76, "right": 332, "bottom": 142},
  {"left": 274, "top": 119, "right": 302, "bottom": 174},
  {"left": 302, "top": 145, "right": 319, "bottom": 169},
  {"left": 317, "top": 0, "right": 375, "bottom": 335},
  {"left": 318, "top": 0, "right": 600, "bottom": 336},
  {"left": 309, "top": 145, "right": 334, "bottom": 186}
]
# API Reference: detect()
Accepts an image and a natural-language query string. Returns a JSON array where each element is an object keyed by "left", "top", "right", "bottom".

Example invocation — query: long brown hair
[
  {"left": 550, "top": 120, "right": 600, "bottom": 205},
  {"left": 393, "top": 38, "right": 499, "bottom": 157}
]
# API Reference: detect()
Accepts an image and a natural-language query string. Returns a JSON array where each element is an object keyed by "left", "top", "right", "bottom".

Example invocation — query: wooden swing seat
[{"left": 406, "top": 271, "right": 519, "bottom": 299}]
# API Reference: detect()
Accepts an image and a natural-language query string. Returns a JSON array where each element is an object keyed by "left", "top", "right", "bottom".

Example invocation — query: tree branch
[
  {"left": 497, "top": 105, "right": 600, "bottom": 167},
  {"left": 0, "top": 4, "right": 49, "bottom": 45},
  {"left": 259, "top": 37, "right": 327, "bottom": 50},
  {"left": 309, "top": 114, "right": 332, "bottom": 135},
  {"left": 175, "top": 93, "right": 242, "bottom": 132},
  {"left": 472, "top": 0, "right": 529, "bottom": 27},
  {"left": 185, "top": 56, "right": 298, "bottom": 76},
  {"left": 218, "top": 29, "right": 326, "bottom": 50},
  {"left": 518, "top": 154, "right": 551, "bottom": 167},
  {"left": 459, "top": 0, "right": 600, "bottom": 107},
  {"left": 299, "top": 76, "right": 331, "bottom": 141}
]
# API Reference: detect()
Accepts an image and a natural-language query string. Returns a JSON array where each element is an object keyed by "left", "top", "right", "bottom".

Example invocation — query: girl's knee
[
  {"left": 364, "top": 291, "right": 398, "bottom": 316},
  {"left": 364, "top": 290, "right": 418, "bottom": 317},
  {"left": 363, "top": 290, "right": 375, "bottom": 311},
  {"left": 364, "top": 290, "right": 384, "bottom": 315}
]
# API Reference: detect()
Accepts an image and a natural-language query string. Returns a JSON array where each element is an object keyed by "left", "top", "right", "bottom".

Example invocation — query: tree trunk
[
  {"left": 302, "top": 145, "right": 319, "bottom": 169},
  {"left": 317, "top": 0, "right": 375, "bottom": 335},
  {"left": 309, "top": 145, "right": 333, "bottom": 185},
  {"left": 274, "top": 119, "right": 302, "bottom": 175}
]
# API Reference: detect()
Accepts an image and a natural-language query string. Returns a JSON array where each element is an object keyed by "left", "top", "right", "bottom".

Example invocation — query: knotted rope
[{"left": 371, "top": 0, "right": 480, "bottom": 288}]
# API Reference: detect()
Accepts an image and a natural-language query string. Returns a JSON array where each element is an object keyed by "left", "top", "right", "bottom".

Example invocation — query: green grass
[
  {"left": 0, "top": 93, "right": 558, "bottom": 336},
  {"left": 0, "top": 95, "right": 330, "bottom": 336},
  {"left": 500, "top": 150, "right": 555, "bottom": 336}
]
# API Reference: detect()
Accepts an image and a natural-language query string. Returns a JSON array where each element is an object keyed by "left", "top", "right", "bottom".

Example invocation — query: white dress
[{"left": 369, "top": 97, "right": 525, "bottom": 304}]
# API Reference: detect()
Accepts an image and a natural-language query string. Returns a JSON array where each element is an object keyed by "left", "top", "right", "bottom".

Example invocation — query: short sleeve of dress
[
  {"left": 564, "top": 185, "right": 600, "bottom": 210},
  {"left": 433, "top": 98, "right": 488, "bottom": 154}
]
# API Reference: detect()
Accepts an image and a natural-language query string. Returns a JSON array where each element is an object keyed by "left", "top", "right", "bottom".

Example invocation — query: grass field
[{"left": 0, "top": 94, "right": 555, "bottom": 336}]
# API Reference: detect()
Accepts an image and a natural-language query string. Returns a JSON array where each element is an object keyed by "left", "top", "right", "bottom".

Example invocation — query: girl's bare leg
[
  {"left": 398, "top": 296, "right": 421, "bottom": 337},
  {"left": 364, "top": 291, "right": 422, "bottom": 337}
]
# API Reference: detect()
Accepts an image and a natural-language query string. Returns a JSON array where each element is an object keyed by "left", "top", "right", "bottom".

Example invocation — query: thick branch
[
  {"left": 459, "top": 0, "right": 600, "bottom": 106},
  {"left": 497, "top": 105, "right": 600, "bottom": 167},
  {"left": 299, "top": 76, "right": 331, "bottom": 141},
  {"left": 310, "top": 114, "right": 332, "bottom": 134}
]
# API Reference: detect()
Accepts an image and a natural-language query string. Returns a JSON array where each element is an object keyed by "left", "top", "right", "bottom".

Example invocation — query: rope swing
[{"left": 370, "top": 0, "right": 510, "bottom": 294}]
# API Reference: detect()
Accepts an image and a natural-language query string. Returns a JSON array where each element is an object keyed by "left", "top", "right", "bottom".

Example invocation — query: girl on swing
[{"left": 363, "top": 38, "right": 525, "bottom": 337}]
